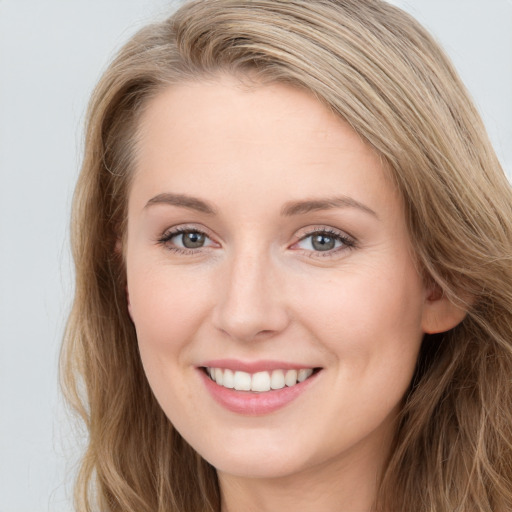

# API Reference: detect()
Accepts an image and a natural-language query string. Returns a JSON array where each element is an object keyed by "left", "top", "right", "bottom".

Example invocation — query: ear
[{"left": 421, "top": 285, "right": 468, "bottom": 334}]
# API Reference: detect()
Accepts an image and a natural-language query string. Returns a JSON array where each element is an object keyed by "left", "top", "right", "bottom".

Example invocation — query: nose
[{"left": 212, "top": 250, "right": 290, "bottom": 342}]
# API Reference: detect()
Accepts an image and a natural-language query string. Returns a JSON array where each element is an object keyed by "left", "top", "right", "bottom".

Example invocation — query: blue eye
[
  {"left": 158, "top": 229, "right": 215, "bottom": 251},
  {"left": 296, "top": 230, "right": 354, "bottom": 253}
]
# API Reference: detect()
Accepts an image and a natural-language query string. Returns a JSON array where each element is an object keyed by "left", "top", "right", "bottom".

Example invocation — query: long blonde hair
[{"left": 62, "top": 1, "right": 512, "bottom": 510}]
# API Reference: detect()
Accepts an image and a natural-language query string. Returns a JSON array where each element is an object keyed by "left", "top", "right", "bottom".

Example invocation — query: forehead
[
  {"left": 130, "top": 76, "right": 399, "bottom": 217},
  {"left": 137, "top": 76, "right": 376, "bottom": 150}
]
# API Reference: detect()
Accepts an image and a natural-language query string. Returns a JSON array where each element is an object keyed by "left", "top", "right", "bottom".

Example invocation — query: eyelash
[
  {"left": 157, "top": 226, "right": 215, "bottom": 255},
  {"left": 156, "top": 226, "right": 356, "bottom": 257},
  {"left": 295, "top": 228, "right": 356, "bottom": 258}
]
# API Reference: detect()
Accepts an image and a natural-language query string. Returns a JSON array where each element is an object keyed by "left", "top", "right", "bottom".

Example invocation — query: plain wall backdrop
[{"left": 0, "top": 1, "right": 510, "bottom": 511}]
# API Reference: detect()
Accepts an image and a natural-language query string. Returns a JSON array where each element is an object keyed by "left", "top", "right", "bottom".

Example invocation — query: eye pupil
[
  {"left": 312, "top": 234, "right": 335, "bottom": 251},
  {"left": 182, "top": 231, "right": 205, "bottom": 248}
]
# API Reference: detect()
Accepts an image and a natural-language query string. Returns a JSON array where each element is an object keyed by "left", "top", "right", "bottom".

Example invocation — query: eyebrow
[
  {"left": 145, "top": 192, "right": 377, "bottom": 218},
  {"left": 281, "top": 196, "right": 378, "bottom": 218},
  {"left": 145, "top": 193, "right": 217, "bottom": 214}
]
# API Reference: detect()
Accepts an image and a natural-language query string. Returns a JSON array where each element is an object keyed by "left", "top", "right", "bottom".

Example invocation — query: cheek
[
  {"left": 127, "top": 265, "right": 212, "bottom": 419},
  {"left": 293, "top": 263, "right": 424, "bottom": 439},
  {"left": 291, "top": 259, "right": 425, "bottom": 366},
  {"left": 126, "top": 261, "right": 211, "bottom": 368}
]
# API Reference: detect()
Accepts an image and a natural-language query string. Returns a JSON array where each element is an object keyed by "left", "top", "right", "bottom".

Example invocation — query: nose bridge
[{"left": 213, "top": 243, "right": 289, "bottom": 341}]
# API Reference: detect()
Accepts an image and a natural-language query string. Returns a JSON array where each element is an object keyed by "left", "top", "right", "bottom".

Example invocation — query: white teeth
[
  {"left": 206, "top": 367, "right": 315, "bottom": 392},
  {"left": 251, "top": 371, "right": 271, "bottom": 392},
  {"left": 298, "top": 368, "right": 313, "bottom": 382},
  {"left": 233, "top": 371, "right": 252, "bottom": 391},
  {"left": 285, "top": 369, "right": 298, "bottom": 387},
  {"left": 223, "top": 368, "right": 234, "bottom": 388},
  {"left": 270, "top": 369, "right": 285, "bottom": 390}
]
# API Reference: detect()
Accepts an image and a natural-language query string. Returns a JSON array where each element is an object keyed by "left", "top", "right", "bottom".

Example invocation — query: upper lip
[{"left": 199, "top": 359, "right": 320, "bottom": 373}]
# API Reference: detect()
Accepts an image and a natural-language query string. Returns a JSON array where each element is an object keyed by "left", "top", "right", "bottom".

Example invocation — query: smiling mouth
[{"left": 203, "top": 367, "right": 321, "bottom": 393}]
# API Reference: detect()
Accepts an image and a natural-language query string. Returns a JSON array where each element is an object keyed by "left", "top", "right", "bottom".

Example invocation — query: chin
[
  {"left": 210, "top": 453, "right": 310, "bottom": 480},
  {"left": 190, "top": 430, "right": 313, "bottom": 479}
]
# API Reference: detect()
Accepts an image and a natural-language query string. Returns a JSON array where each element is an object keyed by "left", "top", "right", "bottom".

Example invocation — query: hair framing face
[{"left": 62, "top": 1, "right": 512, "bottom": 511}]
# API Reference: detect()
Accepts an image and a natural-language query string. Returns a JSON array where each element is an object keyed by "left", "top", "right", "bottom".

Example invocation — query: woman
[{"left": 62, "top": 0, "right": 512, "bottom": 510}]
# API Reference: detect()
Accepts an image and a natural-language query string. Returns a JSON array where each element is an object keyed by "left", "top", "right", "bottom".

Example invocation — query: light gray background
[{"left": 0, "top": 1, "right": 511, "bottom": 511}]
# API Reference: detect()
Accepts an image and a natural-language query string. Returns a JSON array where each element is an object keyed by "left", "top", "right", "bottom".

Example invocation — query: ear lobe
[{"left": 421, "top": 287, "right": 468, "bottom": 334}]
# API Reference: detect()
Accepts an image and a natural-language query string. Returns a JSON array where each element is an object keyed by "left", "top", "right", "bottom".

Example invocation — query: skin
[{"left": 125, "top": 76, "right": 465, "bottom": 512}]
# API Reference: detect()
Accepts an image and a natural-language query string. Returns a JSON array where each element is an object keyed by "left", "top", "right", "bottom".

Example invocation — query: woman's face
[{"left": 125, "top": 77, "right": 449, "bottom": 482}]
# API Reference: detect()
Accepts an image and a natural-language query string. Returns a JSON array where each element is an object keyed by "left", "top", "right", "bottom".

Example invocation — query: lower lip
[{"left": 199, "top": 369, "right": 320, "bottom": 415}]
